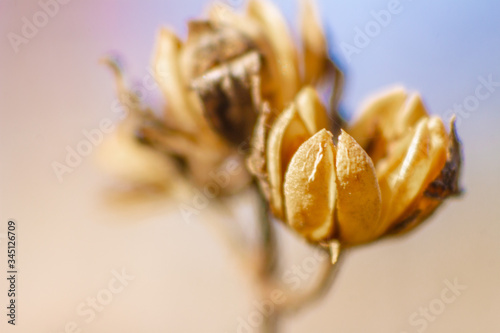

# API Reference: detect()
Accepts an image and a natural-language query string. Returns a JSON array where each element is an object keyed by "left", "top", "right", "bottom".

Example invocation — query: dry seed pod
[
  {"left": 208, "top": 0, "right": 343, "bottom": 116},
  {"left": 267, "top": 105, "right": 311, "bottom": 218},
  {"left": 391, "top": 118, "right": 463, "bottom": 234},
  {"left": 284, "top": 129, "right": 336, "bottom": 241},
  {"left": 335, "top": 130, "right": 382, "bottom": 245},
  {"left": 191, "top": 51, "right": 262, "bottom": 145},
  {"left": 248, "top": 85, "right": 463, "bottom": 247},
  {"left": 207, "top": 4, "right": 285, "bottom": 111},
  {"left": 103, "top": 0, "right": 345, "bottom": 197}
]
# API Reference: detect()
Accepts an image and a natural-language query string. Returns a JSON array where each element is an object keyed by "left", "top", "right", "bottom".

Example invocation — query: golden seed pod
[
  {"left": 284, "top": 129, "right": 337, "bottom": 242},
  {"left": 335, "top": 130, "right": 382, "bottom": 245},
  {"left": 248, "top": 85, "right": 463, "bottom": 247}
]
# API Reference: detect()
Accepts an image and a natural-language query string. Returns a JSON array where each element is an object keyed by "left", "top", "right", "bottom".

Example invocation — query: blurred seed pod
[{"left": 100, "top": 0, "right": 343, "bottom": 198}]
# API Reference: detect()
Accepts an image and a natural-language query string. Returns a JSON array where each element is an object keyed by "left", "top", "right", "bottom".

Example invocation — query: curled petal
[
  {"left": 191, "top": 51, "right": 262, "bottom": 145},
  {"left": 295, "top": 86, "right": 330, "bottom": 134},
  {"left": 153, "top": 28, "right": 201, "bottom": 132},
  {"left": 349, "top": 88, "right": 429, "bottom": 165},
  {"left": 299, "top": 0, "right": 330, "bottom": 85},
  {"left": 284, "top": 129, "right": 336, "bottom": 241},
  {"left": 247, "top": 0, "right": 300, "bottom": 106},
  {"left": 336, "top": 130, "right": 382, "bottom": 245},
  {"left": 349, "top": 86, "right": 407, "bottom": 149},
  {"left": 378, "top": 117, "right": 448, "bottom": 232},
  {"left": 267, "top": 105, "right": 311, "bottom": 218},
  {"left": 396, "top": 93, "right": 429, "bottom": 138},
  {"left": 391, "top": 117, "right": 463, "bottom": 234}
]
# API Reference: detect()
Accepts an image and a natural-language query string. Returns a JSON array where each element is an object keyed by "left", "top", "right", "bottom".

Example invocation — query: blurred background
[{"left": 1, "top": 0, "right": 500, "bottom": 332}]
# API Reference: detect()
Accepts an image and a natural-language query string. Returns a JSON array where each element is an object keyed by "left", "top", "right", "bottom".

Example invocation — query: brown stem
[
  {"left": 249, "top": 186, "right": 345, "bottom": 333},
  {"left": 279, "top": 243, "right": 343, "bottom": 315},
  {"left": 254, "top": 187, "right": 281, "bottom": 333}
]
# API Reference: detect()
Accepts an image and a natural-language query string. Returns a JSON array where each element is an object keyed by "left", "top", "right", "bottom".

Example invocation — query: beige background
[{"left": 1, "top": 0, "right": 500, "bottom": 332}]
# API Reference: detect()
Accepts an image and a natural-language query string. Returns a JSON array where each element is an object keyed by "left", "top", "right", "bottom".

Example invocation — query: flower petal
[
  {"left": 378, "top": 117, "right": 448, "bottom": 232},
  {"left": 349, "top": 87, "right": 407, "bottom": 146},
  {"left": 153, "top": 28, "right": 201, "bottom": 132},
  {"left": 299, "top": 0, "right": 330, "bottom": 85},
  {"left": 267, "top": 105, "right": 311, "bottom": 218},
  {"left": 247, "top": 0, "right": 300, "bottom": 106},
  {"left": 335, "top": 130, "right": 382, "bottom": 244},
  {"left": 284, "top": 129, "right": 336, "bottom": 241},
  {"left": 295, "top": 86, "right": 330, "bottom": 134}
]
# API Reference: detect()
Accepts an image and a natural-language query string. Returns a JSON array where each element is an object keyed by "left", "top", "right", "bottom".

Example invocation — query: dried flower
[
  {"left": 248, "top": 86, "right": 462, "bottom": 246},
  {"left": 100, "top": 0, "right": 341, "bottom": 195}
]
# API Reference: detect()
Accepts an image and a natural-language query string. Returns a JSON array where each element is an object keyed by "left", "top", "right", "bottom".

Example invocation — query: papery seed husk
[
  {"left": 424, "top": 116, "right": 463, "bottom": 199},
  {"left": 284, "top": 129, "right": 336, "bottom": 241},
  {"left": 373, "top": 93, "right": 429, "bottom": 165},
  {"left": 295, "top": 86, "right": 330, "bottom": 134},
  {"left": 335, "top": 130, "right": 382, "bottom": 245},
  {"left": 348, "top": 86, "right": 407, "bottom": 149},
  {"left": 247, "top": 0, "right": 300, "bottom": 106},
  {"left": 191, "top": 51, "right": 262, "bottom": 145},
  {"left": 395, "top": 93, "right": 428, "bottom": 138},
  {"left": 247, "top": 102, "right": 274, "bottom": 200},
  {"left": 300, "top": 0, "right": 330, "bottom": 85},
  {"left": 267, "top": 105, "right": 311, "bottom": 218},
  {"left": 378, "top": 117, "right": 448, "bottom": 233},
  {"left": 182, "top": 21, "right": 253, "bottom": 81},
  {"left": 154, "top": 28, "right": 201, "bottom": 132},
  {"left": 390, "top": 117, "right": 463, "bottom": 234},
  {"left": 208, "top": 6, "right": 284, "bottom": 113}
]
